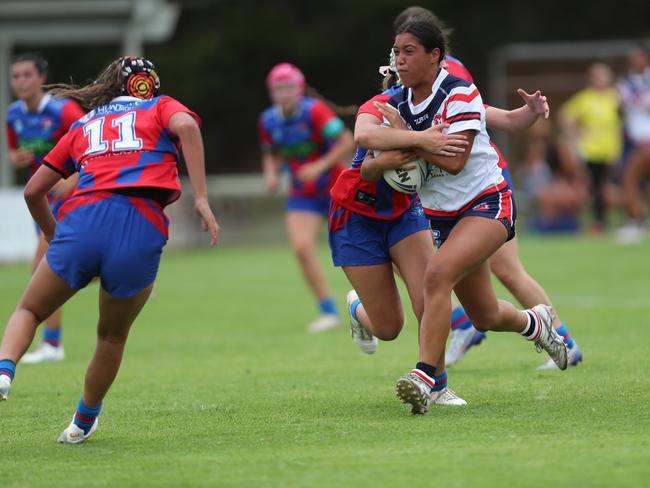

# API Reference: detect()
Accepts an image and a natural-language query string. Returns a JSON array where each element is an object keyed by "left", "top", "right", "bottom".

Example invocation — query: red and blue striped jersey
[
  {"left": 258, "top": 97, "right": 346, "bottom": 198},
  {"left": 329, "top": 86, "right": 415, "bottom": 220},
  {"left": 6, "top": 94, "right": 84, "bottom": 176},
  {"left": 43, "top": 95, "right": 199, "bottom": 207}
]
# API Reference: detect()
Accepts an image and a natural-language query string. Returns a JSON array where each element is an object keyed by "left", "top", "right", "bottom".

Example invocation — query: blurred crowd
[{"left": 516, "top": 46, "right": 650, "bottom": 244}]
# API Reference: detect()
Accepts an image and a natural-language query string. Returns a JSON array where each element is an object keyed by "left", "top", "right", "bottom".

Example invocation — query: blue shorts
[
  {"left": 428, "top": 183, "right": 516, "bottom": 248},
  {"left": 287, "top": 195, "right": 330, "bottom": 217},
  {"left": 46, "top": 191, "right": 168, "bottom": 298},
  {"left": 328, "top": 200, "right": 430, "bottom": 267}
]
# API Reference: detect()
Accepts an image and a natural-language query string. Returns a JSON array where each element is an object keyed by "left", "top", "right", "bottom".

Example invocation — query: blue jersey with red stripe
[
  {"left": 6, "top": 94, "right": 84, "bottom": 177},
  {"left": 43, "top": 95, "right": 200, "bottom": 207},
  {"left": 258, "top": 97, "right": 346, "bottom": 198}
]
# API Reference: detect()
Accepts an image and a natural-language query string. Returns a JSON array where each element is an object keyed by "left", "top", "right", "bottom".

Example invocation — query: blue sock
[
  {"left": 349, "top": 297, "right": 361, "bottom": 321},
  {"left": 43, "top": 327, "right": 61, "bottom": 347},
  {"left": 0, "top": 359, "right": 16, "bottom": 381},
  {"left": 73, "top": 397, "right": 102, "bottom": 435},
  {"left": 451, "top": 306, "right": 472, "bottom": 331},
  {"left": 432, "top": 369, "right": 448, "bottom": 392},
  {"left": 318, "top": 297, "right": 338, "bottom": 316},
  {"left": 556, "top": 324, "right": 575, "bottom": 349}
]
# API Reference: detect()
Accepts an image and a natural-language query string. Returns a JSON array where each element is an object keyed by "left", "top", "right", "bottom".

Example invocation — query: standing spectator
[
  {"left": 616, "top": 46, "right": 650, "bottom": 244},
  {"left": 560, "top": 63, "right": 622, "bottom": 233}
]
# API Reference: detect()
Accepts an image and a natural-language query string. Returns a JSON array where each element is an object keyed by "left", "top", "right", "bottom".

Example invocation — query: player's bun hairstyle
[
  {"left": 395, "top": 20, "right": 447, "bottom": 61},
  {"left": 47, "top": 57, "right": 160, "bottom": 110},
  {"left": 12, "top": 52, "right": 48, "bottom": 75},
  {"left": 392, "top": 6, "right": 453, "bottom": 39}
]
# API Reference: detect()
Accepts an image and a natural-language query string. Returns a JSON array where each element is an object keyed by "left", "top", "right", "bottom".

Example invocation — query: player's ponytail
[
  {"left": 304, "top": 85, "right": 358, "bottom": 117},
  {"left": 46, "top": 60, "right": 123, "bottom": 110},
  {"left": 47, "top": 57, "right": 160, "bottom": 111}
]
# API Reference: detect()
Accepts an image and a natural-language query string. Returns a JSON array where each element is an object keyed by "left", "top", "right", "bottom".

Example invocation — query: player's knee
[
  {"left": 491, "top": 265, "right": 519, "bottom": 291},
  {"left": 423, "top": 264, "right": 454, "bottom": 296},
  {"left": 469, "top": 310, "right": 499, "bottom": 332},
  {"left": 291, "top": 239, "right": 314, "bottom": 259},
  {"left": 373, "top": 319, "right": 403, "bottom": 341}
]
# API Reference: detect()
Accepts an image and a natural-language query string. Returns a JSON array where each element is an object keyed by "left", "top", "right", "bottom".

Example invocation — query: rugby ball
[{"left": 381, "top": 157, "right": 429, "bottom": 194}]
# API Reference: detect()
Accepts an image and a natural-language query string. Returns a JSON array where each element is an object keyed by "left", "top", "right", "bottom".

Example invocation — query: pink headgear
[{"left": 266, "top": 63, "right": 305, "bottom": 94}]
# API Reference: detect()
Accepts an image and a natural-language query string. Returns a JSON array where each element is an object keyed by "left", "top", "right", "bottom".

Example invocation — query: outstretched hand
[{"left": 518, "top": 89, "right": 549, "bottom": 119}]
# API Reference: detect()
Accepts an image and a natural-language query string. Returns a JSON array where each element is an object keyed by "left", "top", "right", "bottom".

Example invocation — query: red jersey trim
[{"left": 423, "top": 179, "right": 508, "bottom": 217}]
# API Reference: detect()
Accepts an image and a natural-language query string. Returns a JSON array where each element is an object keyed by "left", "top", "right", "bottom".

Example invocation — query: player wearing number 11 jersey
[{"left": 0, "top": 57, "right": 220, "bottom": 444}]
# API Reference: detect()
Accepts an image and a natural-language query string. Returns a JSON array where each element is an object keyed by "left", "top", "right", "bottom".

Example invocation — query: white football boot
[
  {"left": 0, "top": 375, "right": 11, "bottom": 401},
  {"left": 530, "top": 305, "right": 568, "bottom": 370},
  {"left": 616, "top": 222, "right": 645, "bottom": 246},
  {"left": 307, "top": 314, "right": 341, "bottom": 333},
  {"left": 21, "top": 342, "right": 65, "bottom": 364},
  {"left": 537, "top": 342, "right": 583, "bottom": 370},
  {"left": 395, "top": 370, "right": 434, "bottom": 414},
  {"left": 346, "top": 290, "right": 377, "bottom": 354},
  {"left": 57, "top": 417, "right": 98, "bottom": 444},
  {"left": 445, "top": 325, "right": 486, "bottom": 366},
  {"left": 430, "top": 387, "right": 467, "bottom": 406}
]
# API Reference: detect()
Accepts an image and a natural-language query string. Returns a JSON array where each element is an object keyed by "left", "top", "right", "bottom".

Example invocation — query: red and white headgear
[{"left": 266, "top": 63, "right": 305, "bottom": 94}]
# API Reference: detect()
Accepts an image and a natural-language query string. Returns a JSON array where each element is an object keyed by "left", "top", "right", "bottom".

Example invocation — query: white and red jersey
[
  {"left": 43, "top": 95, "right": 200, "bottom": 207},
  {"left": 386, "top": 69, "right": 503, "bottom": 214},
  {"left": 617, "top": 68, "right": 650, "bottom": 145}
]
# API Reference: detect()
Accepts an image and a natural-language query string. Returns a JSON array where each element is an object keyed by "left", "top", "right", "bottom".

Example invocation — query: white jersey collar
[
  {"left": 407, "top": 68, "right": 449, "bottom": 114},
  {"left": 21, "top": 93, "right": 51, "bottom": 114}
]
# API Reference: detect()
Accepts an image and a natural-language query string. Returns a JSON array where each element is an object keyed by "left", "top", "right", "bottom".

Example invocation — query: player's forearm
[
  {"left": 354, "top": 124, "right": 421, "bottom": 151},
  {"left": 262, "top": 153, "right": 280, "bottom": 174},
  {"left": 360, "top": 155, "right": 383, "bottom": 182},
  {"left": 486, "top": 105, "right": 537, "bottom": 132},
  {"left": 24, "top": 191, "right": 56, "bottom": 238},
  {"left": 178, "top": 124, "right": 209, "bottom": 202}
]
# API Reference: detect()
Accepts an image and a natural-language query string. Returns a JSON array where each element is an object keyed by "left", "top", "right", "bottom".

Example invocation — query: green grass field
[{"left": 2, "top": 235, "right": 650, "bottom": 487}]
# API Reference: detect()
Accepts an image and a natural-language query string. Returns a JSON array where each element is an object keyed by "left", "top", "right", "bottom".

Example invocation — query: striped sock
[
  {"left": 43, "top": 327, "right": 61, "bottom": 347},
  {"left": 0, "top": 359, "right": 16, "bottom": 381},
  {"left": 413, "top": 362, "right": 436, "bottom": 393},
  {"left": 318, "top": 297, "right": 338, "bottom": 316},
  {"left": 73, "top": 398, "right": 102, "bottom": 435},
  {"left": 556, "top": 324, "right": 575, "bottom": 349},
  {"left": 521, "top": 310, "right": 541, "bottom": 341},
  {"left": 451, "top": 306, "right": 472, "bottom": 331},
  {"left": 432, "top": 369, "right": 448, "bottom": 392}
]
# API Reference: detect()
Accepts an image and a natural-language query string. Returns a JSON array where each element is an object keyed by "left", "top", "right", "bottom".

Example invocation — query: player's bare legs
[
  {"left": 21, "top": 234, "right": 65, "bottom": 364},
  {"left": 343, "top": 264, "right": 404, "bottom": 342},
  {"left": 0, "top": 258, "right": 76, "bottom": 363},
  {"left": 286, "top": 211, "right": 340, "bottom": 332},
  {"left": 83, "top": 285, "right": 153, "bottom": 407},
  {"left": 489, "top": 238, "right": 558, "bottom": 326}
]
